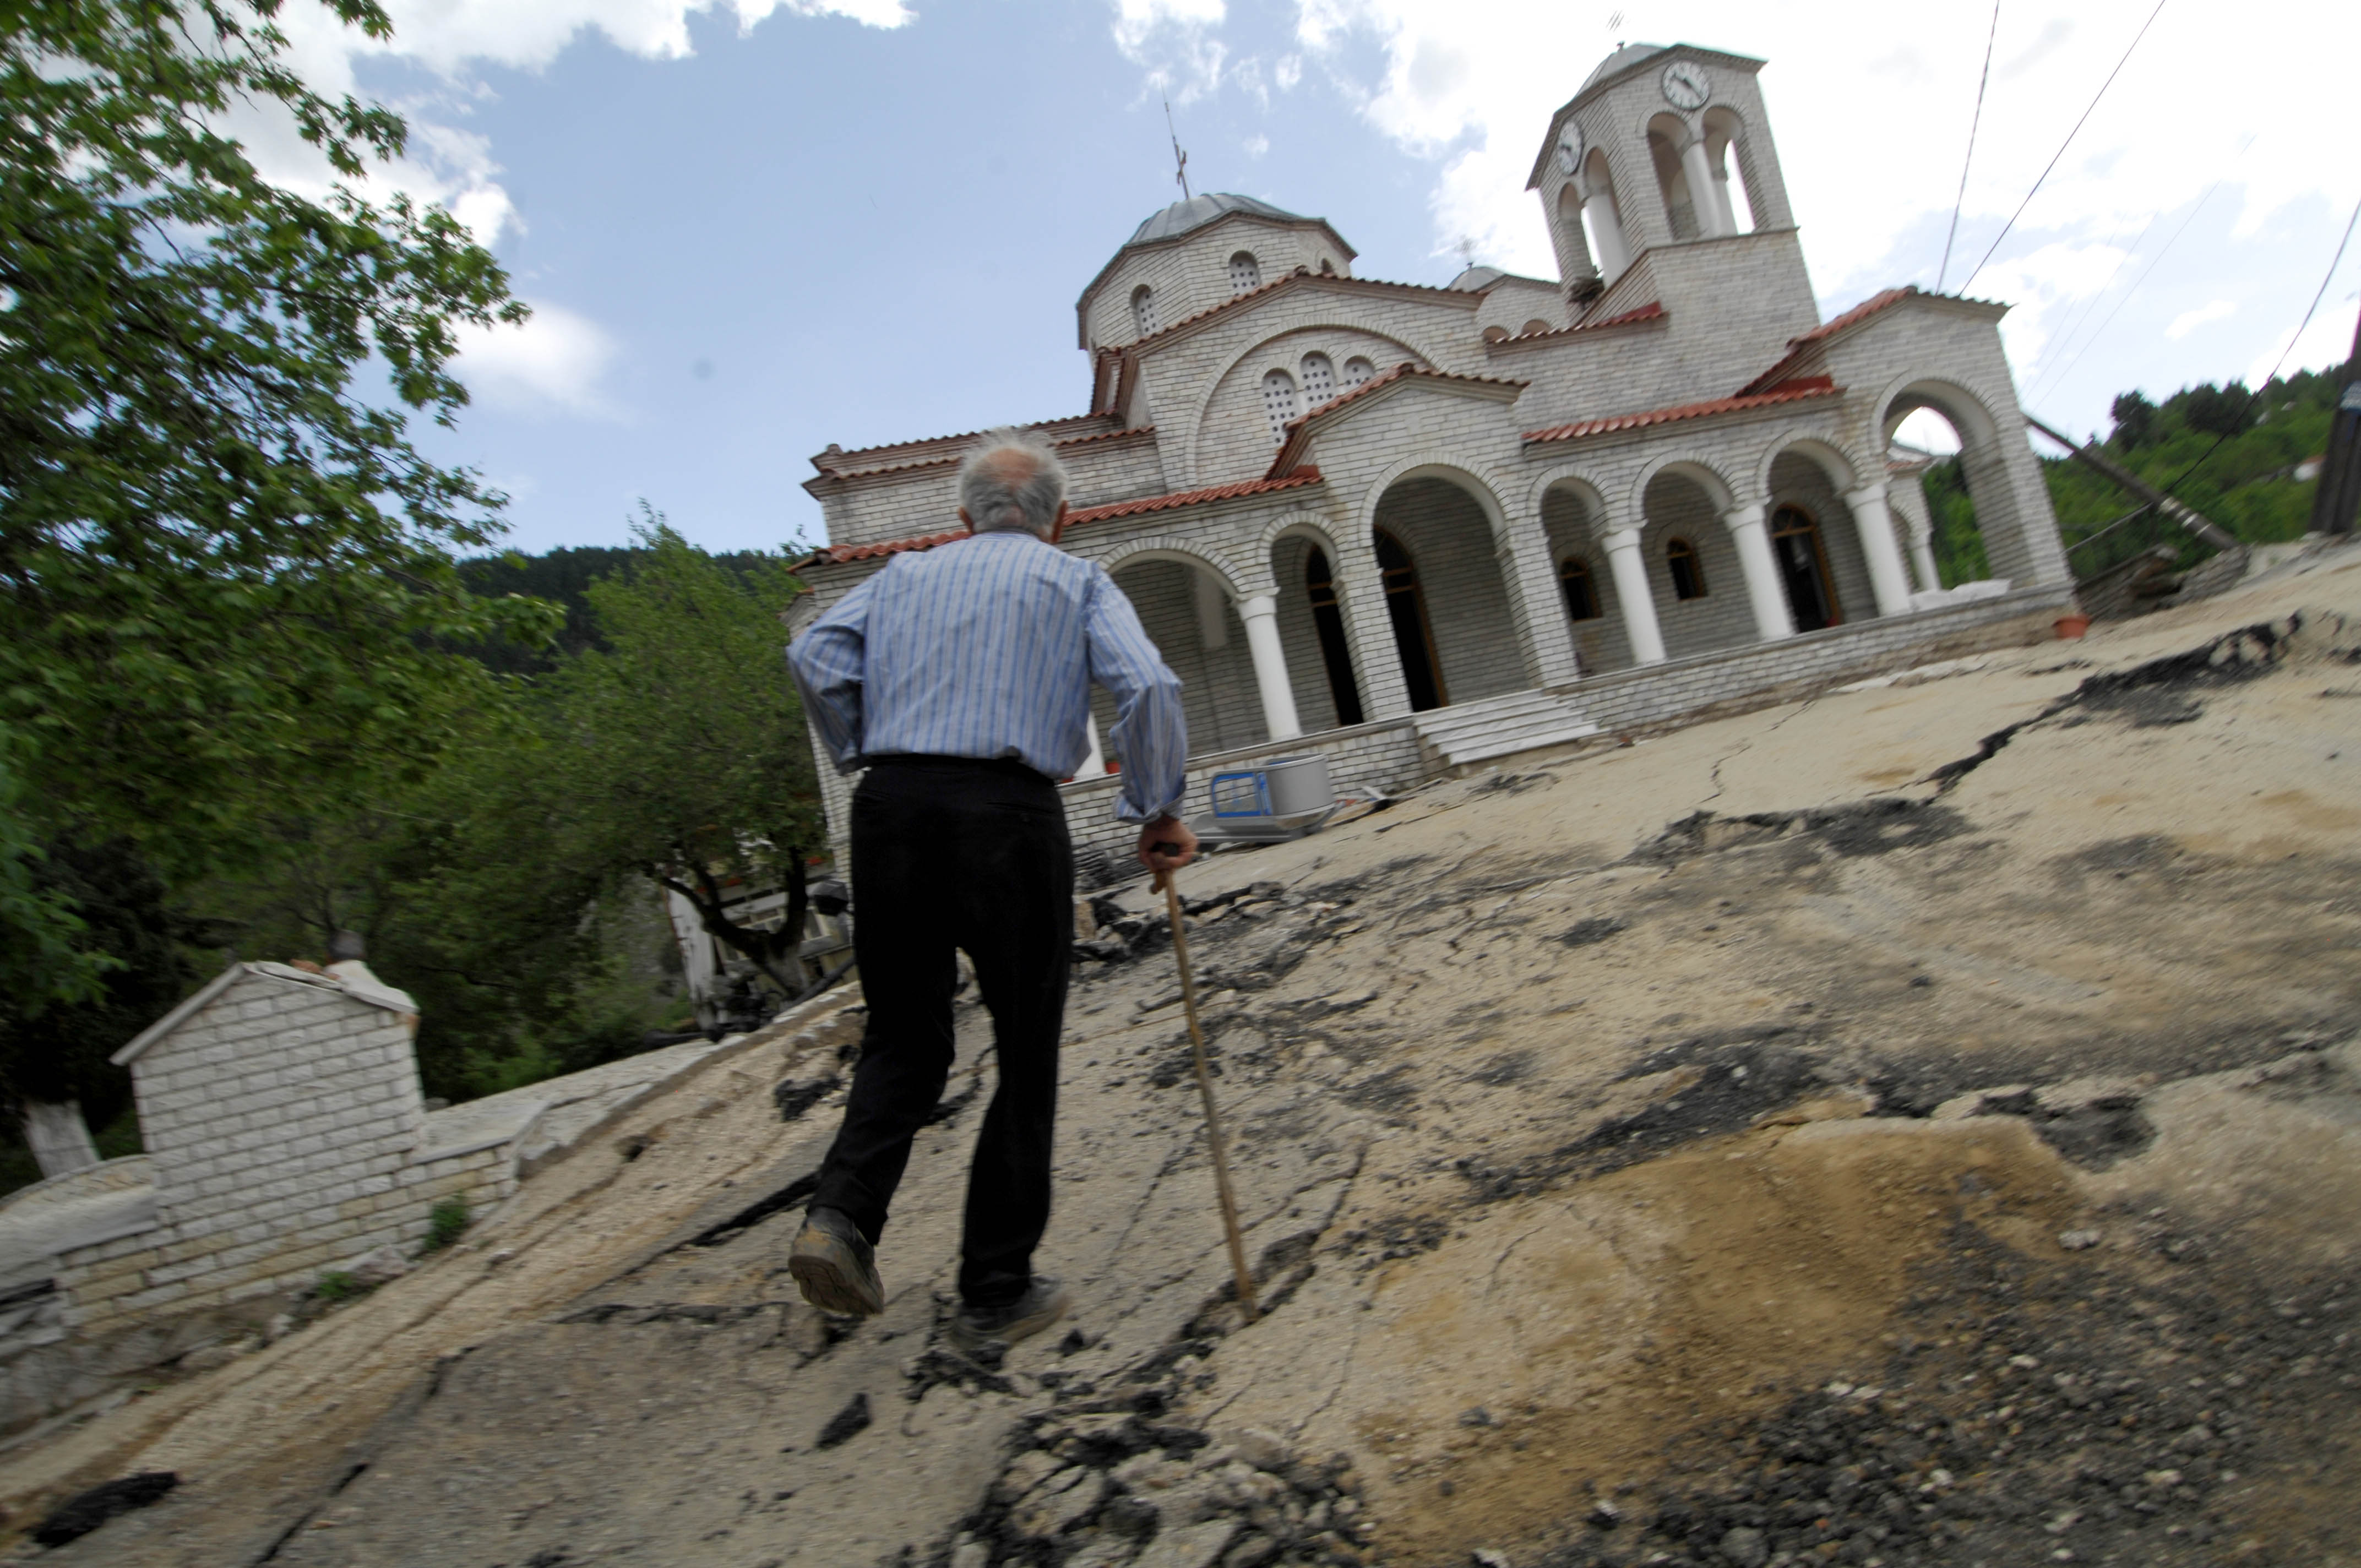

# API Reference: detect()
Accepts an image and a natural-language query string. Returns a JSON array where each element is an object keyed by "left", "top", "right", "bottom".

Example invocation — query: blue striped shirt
[{"left": 788, "top": 531, "right": 1190, "bottom": 823}]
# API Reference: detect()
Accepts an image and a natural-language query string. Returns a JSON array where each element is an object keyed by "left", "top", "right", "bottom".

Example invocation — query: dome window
[
  {"left": 1342, "top": 357, "right": 1376, "bottom": 390},
  {"left": 1300, "top": 352, "right": 1336, "bottom": 409},
  {"left": 1260, "top": 369, "right": 1300, "bottom": 442},
  {"left": 1131, "top": 285, "right": 1160, "bottom": 337},
  {"left": 1228, "top": 251, "right": 1263, "bottom": 294}
]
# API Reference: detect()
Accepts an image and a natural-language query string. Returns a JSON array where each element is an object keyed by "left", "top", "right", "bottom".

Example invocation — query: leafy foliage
[
  {"left": 544, "top": 524, "right": 824, "bottom": 1000},
  {"left": 1917, "top": 371, "right": 2344, "bottom": 587},
  {"left": 0, "top": 0, "right": 557, "bottom": 1011}
]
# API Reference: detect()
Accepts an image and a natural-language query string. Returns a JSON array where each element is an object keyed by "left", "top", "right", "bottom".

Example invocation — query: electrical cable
[
  {"left": 1938, "top": 0, "right": 2001, "bottom": 292},
  {"left": 2159, "top": 190, "right": 2361, "bottom": 499},
  {"left": 1959, "top": 0, "right": 2168, "bottom": 295}
]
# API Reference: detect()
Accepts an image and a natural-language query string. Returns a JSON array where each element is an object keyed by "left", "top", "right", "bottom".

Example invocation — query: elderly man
[{"left": 785, "top": 428, "right": 1197, "bottom": 1352}]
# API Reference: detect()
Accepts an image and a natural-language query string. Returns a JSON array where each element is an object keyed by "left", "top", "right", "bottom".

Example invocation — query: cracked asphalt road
[{"left": 10, "top": 543, "right": 2361, "bottom": 1567}]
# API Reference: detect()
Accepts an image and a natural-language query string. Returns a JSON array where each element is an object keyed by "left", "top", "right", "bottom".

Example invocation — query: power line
[
  {"left": 1938, "top": 0, "right": 2001, "bottom": 292},
  {"left": 2162, "top": 190, "right": 2361, "bottom": 499},
  {"left": 1960, "top": 0, "right": 2168, "bottom": 295}
]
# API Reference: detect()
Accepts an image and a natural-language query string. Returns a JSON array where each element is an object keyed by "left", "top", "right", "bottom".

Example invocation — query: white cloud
[
  {"left": 2166, "top": 299, "right": 2237, "bottom": 340},
  {"left": 1112, "top": 0, "right": 1230, "bottom": 99},
  {"left": 1244, "top": 133, "right": 1270, "bottom": 158},
  {"left": 457, "top": 301, "right": 624, "bottom": 417},
  {"left": 1098, "top": 0, "right": 2361, "bottom": 320}
]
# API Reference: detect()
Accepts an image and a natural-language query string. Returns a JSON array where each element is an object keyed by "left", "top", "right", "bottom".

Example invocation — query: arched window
[
  {"left": 1228, "top": 251, "right": 1262, "bottom": 293},
  {"left": 1521, "top": 319, "right": 1554, "bottom": 337},
  {"left": 1666, "top": 536, "right": 1707, "bottom": 600},
  {"left": 1131, "top": 285, "right": 1159, "bottom": 337},
  {"left": 1559, "top": 557, "right": 1601, "bottom": 620},
  {"left": 1374, "top": 529, "right": 1445, "bottom": 710},
  {"left": 1302, "top": 547, "right": 1364, "bottom": 726},
  {"left": 1300, "top": 352, "right": 1336, "bottom": 409},
  {"left": 1342, "top": 357, "right": 1376, "bottom": 389},
  {"left": 1260, "top": 369, "right": 1300, "bottom": 442},
  {"left": 1770, "top": 504, "right": 1839, "bottom": 630}
]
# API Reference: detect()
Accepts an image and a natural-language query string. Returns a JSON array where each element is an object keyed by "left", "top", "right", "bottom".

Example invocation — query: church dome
[
  {"left": 1126, "top": 192, "right": 1310, "bottom": 248},
  {"left": 1581, "top": 41, "right": 1666, "bottom": 91}
]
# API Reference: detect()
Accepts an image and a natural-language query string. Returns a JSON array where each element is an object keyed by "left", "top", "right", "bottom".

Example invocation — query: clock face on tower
[
  {"left": 1660, "top": 60, "right": 1710, "bottom": 111},
  {"left": 1554, "top": 124, "right": 1583, "bottom": 176}
]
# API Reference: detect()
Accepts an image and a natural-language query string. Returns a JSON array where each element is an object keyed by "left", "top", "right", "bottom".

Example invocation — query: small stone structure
[{"left": 0, "top": 961, "right": 525, "bottom": 1433}]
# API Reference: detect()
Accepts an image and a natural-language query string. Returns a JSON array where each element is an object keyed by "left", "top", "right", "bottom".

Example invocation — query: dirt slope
[{"left": 8, "top": 543, "right": 2361, "bottom": 1568}]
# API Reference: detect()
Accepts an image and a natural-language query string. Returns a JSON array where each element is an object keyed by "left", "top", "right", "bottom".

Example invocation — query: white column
[
  {"left": 1844, "top": 483, "right": 1917, "bottom": 617},
  {"left": 1680, "top": 137, "right": 1729, "bottom": 238},
  {"left": 1721, "top": 503, "right": 1797, "bottom": 642},
  {"left": 1601, "top": 529, "right": 1667, "bottom": 666},
  {"left": 1585, "top": 189, "right": 1630, "bottom": 281},
  {"left": 1705, "top": 139, "right": 1742, "bottom": 235},
  {"left": 1908, "top": 527, "right": 1942, "bottom": 596},
  {"left": 1237, "top": 593, "right": 1303, "bottom": 742},
  {"left": 1076, "top": 713, "right": 1107, "bottom": 778}
]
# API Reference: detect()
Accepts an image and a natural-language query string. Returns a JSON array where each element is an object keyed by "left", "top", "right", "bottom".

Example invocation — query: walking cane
[{"left": 1152, "top": 860, "right": 1258, "bottom": 1319}]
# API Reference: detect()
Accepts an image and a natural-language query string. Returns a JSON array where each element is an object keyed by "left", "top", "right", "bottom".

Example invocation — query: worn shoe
[
  {"left": 786, "top": 1206, "right": 884, "bottom": 1316},
  {"left": 949, "top": 1276, "right": 1070, "bottom": 1355}
]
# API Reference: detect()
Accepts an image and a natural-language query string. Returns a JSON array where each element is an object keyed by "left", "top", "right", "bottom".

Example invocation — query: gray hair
[{"left": 958, "top": 428, "right": 1069, "bottom": 537}]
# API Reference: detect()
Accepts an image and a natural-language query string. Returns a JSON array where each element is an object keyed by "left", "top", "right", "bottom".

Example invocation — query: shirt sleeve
[
  {"left": 786, "top": 575, "right": 876, "bottom": 777},
  {"left": 1084, "top": 567, "right": 1189, "bottom": 823}
]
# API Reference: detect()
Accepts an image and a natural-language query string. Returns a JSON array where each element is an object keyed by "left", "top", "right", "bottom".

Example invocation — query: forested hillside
[{"left": 1921, "top": 367, "right": 2343, "bottom": 587}]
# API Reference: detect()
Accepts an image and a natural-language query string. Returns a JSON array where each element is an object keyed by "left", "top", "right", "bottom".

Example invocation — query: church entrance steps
[{"left": 1409, "top": 689, "right": 1601, "bottom": 770}]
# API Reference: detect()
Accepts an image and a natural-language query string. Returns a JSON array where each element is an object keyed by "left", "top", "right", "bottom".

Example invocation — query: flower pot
[{"left": 2054, "top": 613, "right": 2092, "bottom": 640}]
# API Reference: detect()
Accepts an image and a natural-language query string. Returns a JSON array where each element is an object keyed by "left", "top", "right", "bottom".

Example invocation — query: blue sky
[{"left": 267, "top": 0, "right": 2361, "bottom": 555}]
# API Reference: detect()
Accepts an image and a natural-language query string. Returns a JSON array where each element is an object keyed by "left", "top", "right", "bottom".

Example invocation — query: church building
[{"left": 791, "top": 41, "right": 2075, "bottom": 867}]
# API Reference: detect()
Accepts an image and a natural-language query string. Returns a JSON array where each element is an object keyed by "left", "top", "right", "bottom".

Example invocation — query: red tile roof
[
  {"left": 1066, "top": 469, "right": 1324, "bottom": 525},
  {"left": 1267, "top": 364, "right": 1529, "bottom": 476},
  {"left": 1492, "top": 300, "right": 1666, "bottom": 346},
  {"left": 810, "top": 424, "right": 1156, "bottom": 481},
  {"left": 1521, "top": 377, "right": 1838, "bottom": 444},
  {"left": 795, "top": 470, "right": 1327, "bottom": 571}
]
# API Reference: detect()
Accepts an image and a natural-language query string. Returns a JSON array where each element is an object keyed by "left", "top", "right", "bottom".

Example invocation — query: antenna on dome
[{"left": 1165, "top": 97, "right": 1192, "bottom": 200}]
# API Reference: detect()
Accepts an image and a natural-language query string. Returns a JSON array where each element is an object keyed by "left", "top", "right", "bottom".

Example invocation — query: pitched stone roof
[
  {"left": 1736, "top": 286, "right": 2005, "bottom": 395},
  {"left": 1521, "top": 376, "right": 1838, "bottom": 444},
  {"left": 1268, "top": 364, "right": 1530, "bottom": 477}
]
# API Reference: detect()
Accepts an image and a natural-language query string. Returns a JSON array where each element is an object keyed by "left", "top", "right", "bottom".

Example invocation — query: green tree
[
  {"left": 0, "top": 0, "right": 556, "bottom": 1012},
  {"left": 548, "top": 521, "right": 823, "bottom": 1001}
]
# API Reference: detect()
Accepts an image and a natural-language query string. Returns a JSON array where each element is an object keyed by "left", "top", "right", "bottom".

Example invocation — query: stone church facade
[{"left": 791, "top": 41, "right": 2074, "bottom": 867}]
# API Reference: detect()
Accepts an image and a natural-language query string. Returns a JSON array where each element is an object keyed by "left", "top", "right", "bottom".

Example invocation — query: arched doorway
[
  {"left": 1770, "top": 504, "right": 1840, "bottom": 630},
  {"left": 1302, "top": 547, "right": 1364, "bottom": 726},
  {"left": 1374, "top": 528, "right": 1445, "bottom": 711}
]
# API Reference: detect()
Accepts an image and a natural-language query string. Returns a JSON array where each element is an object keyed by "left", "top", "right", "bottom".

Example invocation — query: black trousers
[{"left": 812, "top": 755, "right": 1075, "bottom": 1308}]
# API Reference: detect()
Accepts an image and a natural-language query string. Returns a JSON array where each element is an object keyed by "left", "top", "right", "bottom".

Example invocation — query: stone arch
[
  {"left": 1627, "top": 452, "right": 1742, "bottom": 520},
  {"left": 1753, "top": 435, "right": 1859, "bottom": 499},
  {"left": 1183, "top": 320, "right": 1440, "bottom": 482},
  {"left": 1699, "top": 105, "right": 1756, "bottom": 232},
  {"left": 1635, "top": 456, "right": 1754, "bottom": 661},
  {"left": 1091, "top": 538, "right": 1267, "bottom": 757},
  {"left": 1533, "top": 472, "right": 1635, "bottom": 674},
  {"left": 1868, "top": 373, "right": 2061, "bottom": 590},
  {"left": 1260, "top": 515, "right": 1366, "bottom": 731},
  {"left": 1359, "top": 456, "right": 1538, "bottom": 707},
  {"left": 1093, "top": 535, "right": 1254, "bottom": 598}
]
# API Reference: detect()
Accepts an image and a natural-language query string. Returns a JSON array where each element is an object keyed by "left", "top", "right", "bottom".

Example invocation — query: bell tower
[{"left": 1527, "top": 43, "right": 1797, "bottom": 295}]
